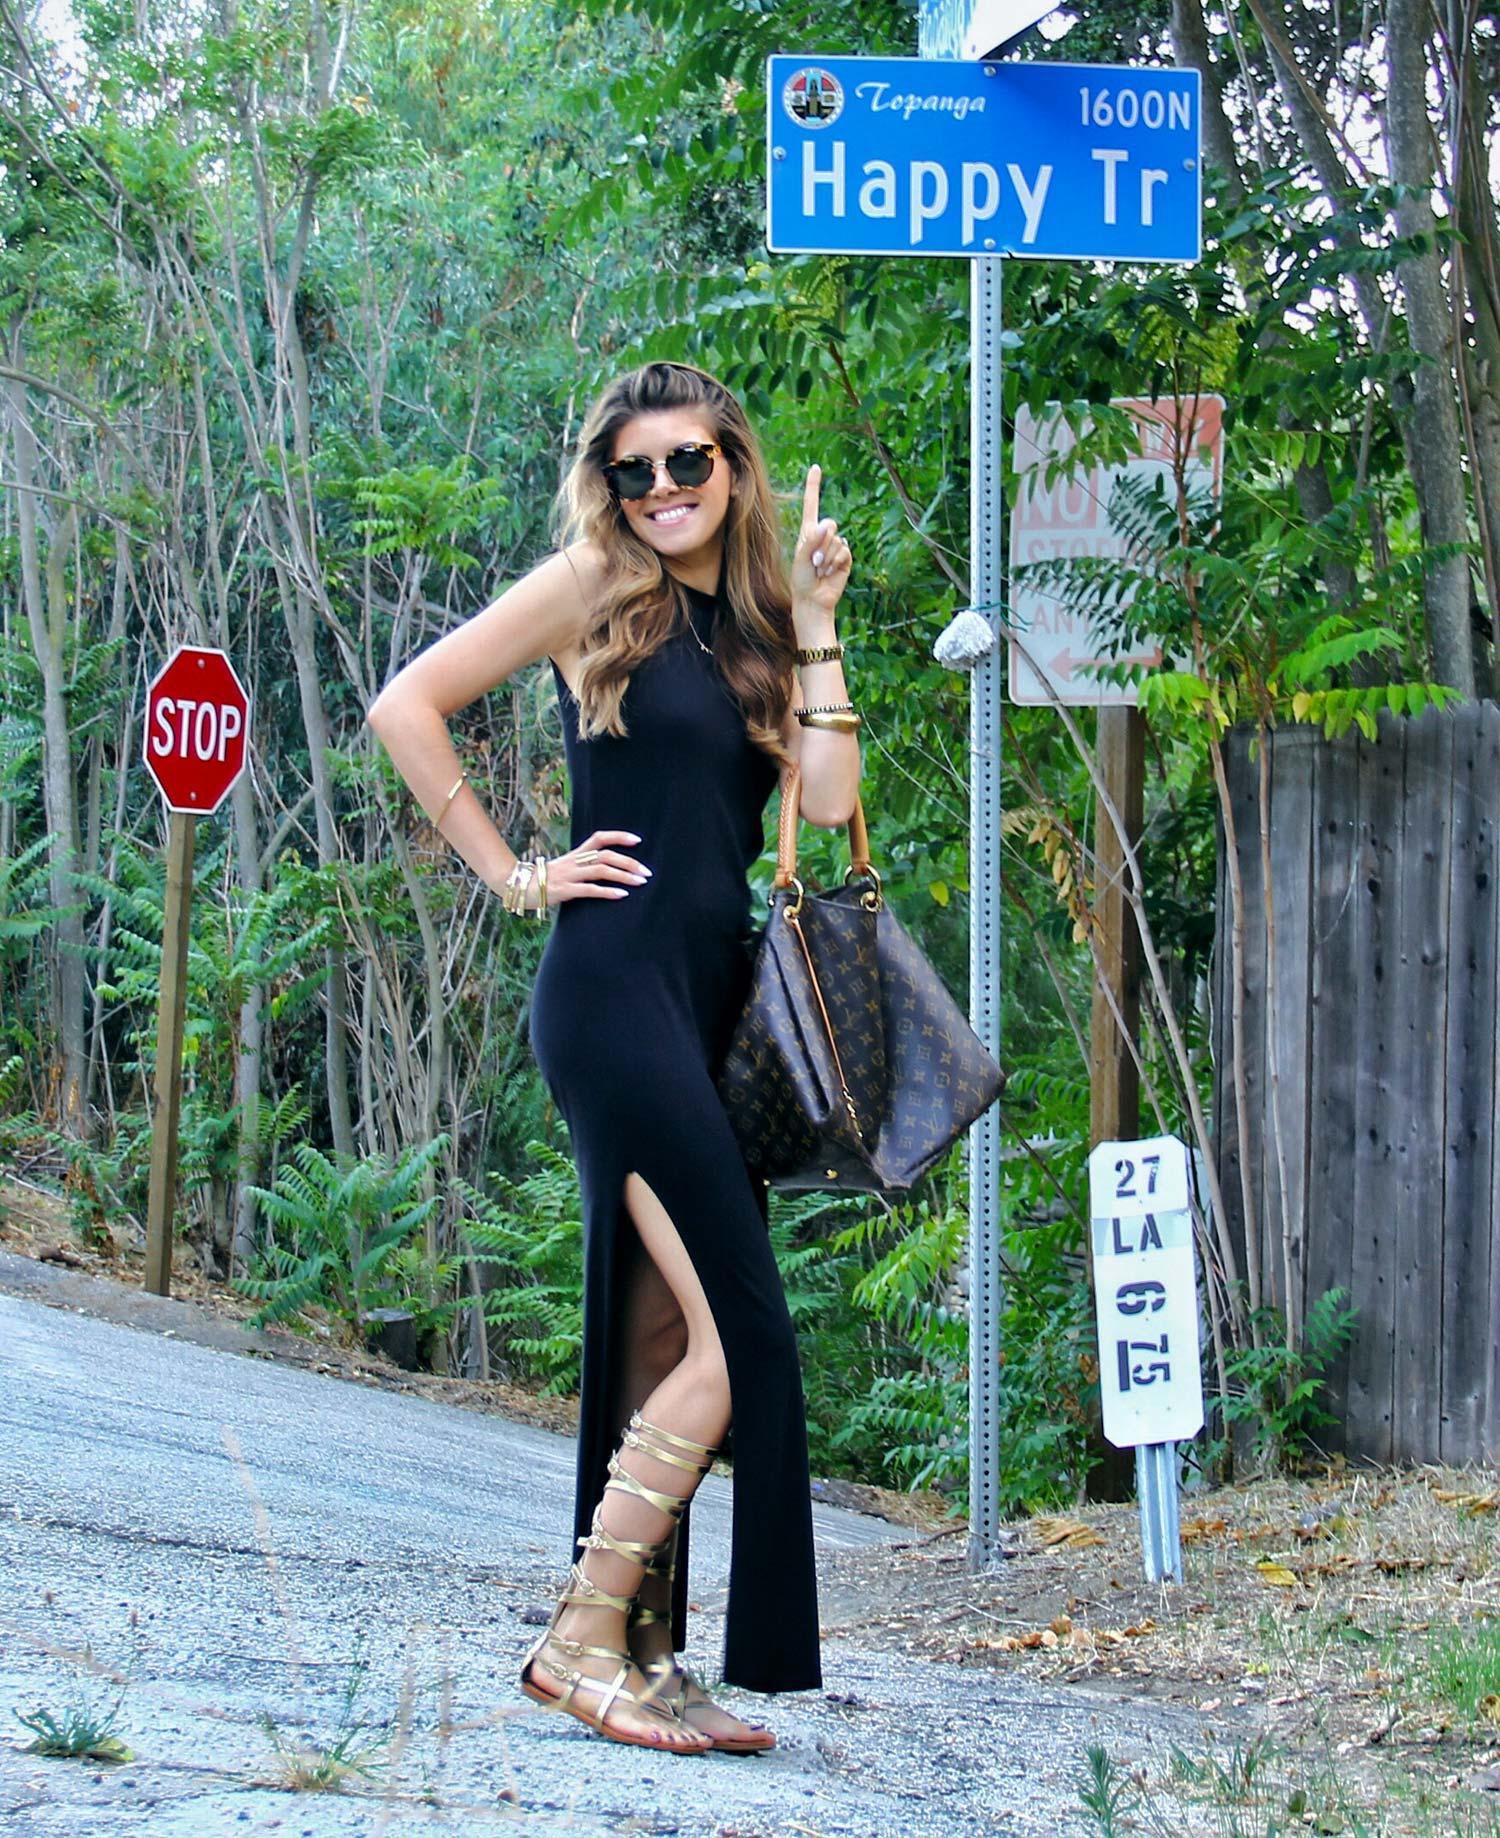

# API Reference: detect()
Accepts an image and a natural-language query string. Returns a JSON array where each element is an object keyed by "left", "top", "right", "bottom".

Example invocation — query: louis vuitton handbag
[{"left": 718, "top": 767, "right": 1004, "bottom": 1194}]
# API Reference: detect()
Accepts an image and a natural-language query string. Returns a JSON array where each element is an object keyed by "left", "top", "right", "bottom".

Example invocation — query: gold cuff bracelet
[
  {"left": 797, "top": 708, "right": 862, "bottom": 733},
  {"left": 434, "top": 773, "right": 466, "bottom": 827}
]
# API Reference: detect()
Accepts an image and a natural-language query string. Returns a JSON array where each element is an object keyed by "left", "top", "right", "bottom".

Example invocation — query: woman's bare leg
[
  {"left": 617, "top": 1176, "right": 776, "bottom": 1750},
  {"left": 527, "top": 1174, "right": 733, "bottom": 1749}
]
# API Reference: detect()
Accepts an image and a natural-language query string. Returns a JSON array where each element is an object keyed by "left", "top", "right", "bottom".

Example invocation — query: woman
[{"left": 367, "top": 361, "right": 858, "bottom": 1755}]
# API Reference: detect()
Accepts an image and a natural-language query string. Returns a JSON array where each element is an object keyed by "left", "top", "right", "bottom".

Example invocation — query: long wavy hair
[{"left": 559, "top": 362, "right": 795, "bottom": 760}]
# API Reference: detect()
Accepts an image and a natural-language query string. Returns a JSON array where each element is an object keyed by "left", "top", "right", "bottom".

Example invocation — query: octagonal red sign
[{"left": 144, "top": 646, "right": 251, "bottom": 815}]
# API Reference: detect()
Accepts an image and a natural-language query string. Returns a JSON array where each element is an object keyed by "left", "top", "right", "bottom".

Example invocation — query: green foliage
[
  {"left": 460, "top": 1142, "right": 585, "bottom": 1394},
  {"left": 1221, "top": 1288, "right": 1359, "bottom": 1470},
  {"left": 1078, "top": 1744, "right": 1137, "bottom": 1838},
  {"left": 348, "top": 458, "right": 510, "bottom": 568},
  {"left": 1424, "top": 1620, "right": 1500, "bottom": 1724},
  {"left": 992, "top": 1063, "right": 1100, "bottom": 1512},
  {"left": 15, "top": 1702, "right": 132, "bottom": 1765},
  {"left": 239, "top": 1136, "right": 449, "bottom": 1334}
]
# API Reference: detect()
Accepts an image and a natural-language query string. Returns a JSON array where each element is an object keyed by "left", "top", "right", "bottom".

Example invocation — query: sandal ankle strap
[
  {"left": 605, "top": 1453, "right": 694, "bottom": 1521},
  {"left": 621, "top": 1426, "right": 712, "bottom": 1478},
  {"left": 558, "top": 1562, "right": 635, "bottom": 1617},
  {"left": 578, "top": 1500, "right": 660, "bottom": 1569},
  {"left": 629, "top": 1411, "right": 716, "bottom": 1456}
]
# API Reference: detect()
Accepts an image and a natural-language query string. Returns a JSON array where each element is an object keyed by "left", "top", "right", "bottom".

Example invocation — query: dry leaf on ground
[{"left": 1034, "top": 1517, "right": 1106, "bottom": 1550}]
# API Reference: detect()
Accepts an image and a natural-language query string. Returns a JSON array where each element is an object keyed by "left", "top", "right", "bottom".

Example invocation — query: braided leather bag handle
[{"left": 773, "top": 764, "right": 875, "bottom": 890}]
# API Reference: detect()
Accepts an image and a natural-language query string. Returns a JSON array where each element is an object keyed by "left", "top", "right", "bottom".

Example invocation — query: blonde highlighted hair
[{"left": 559, "top": 362, "right": 795, "bottom": 760}]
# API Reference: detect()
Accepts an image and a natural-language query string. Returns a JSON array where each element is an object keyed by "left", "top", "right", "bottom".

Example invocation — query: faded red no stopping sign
[{"left": 144, "top": 646, "right": 251, "bottom": 814}]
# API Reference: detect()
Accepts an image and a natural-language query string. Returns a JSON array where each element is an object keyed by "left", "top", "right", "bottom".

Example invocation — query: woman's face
[{"left": 607, "top": 409, "right": 734, "bottom": 588}]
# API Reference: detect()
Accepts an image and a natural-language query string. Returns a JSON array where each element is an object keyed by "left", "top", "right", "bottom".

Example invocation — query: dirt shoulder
[{"left": 4, "top": 1175, "right": 1499, "bottom": 1834}]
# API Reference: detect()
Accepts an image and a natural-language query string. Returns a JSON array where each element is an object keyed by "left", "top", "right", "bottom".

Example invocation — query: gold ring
[{"left": 575, "top": 849, "right": 600, "bottom": 865}]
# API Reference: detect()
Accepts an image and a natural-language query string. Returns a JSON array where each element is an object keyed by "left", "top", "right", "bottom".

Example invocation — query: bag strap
[{"left": 774, "top": 764, "right": 875, "bottom": 890}]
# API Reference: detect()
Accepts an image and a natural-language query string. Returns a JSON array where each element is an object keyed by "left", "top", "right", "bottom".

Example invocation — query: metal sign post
[
  {"left": 966, "top": 253, "right": 1005, "bottom": 1564},
  {"left": 916, "top": 0, "right": 1007, "bottom": 1573},
  {"left": 769, "top": 14, "right": 1204, "bottom": 1566},
  {"left": 1087, "top": 1135, "right": 1204, "bottom": 1582}
]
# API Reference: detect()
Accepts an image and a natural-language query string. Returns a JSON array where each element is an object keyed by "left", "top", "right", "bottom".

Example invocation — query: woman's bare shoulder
[{"left": 549, "top": 541, "right": 609, "bottom": 609}]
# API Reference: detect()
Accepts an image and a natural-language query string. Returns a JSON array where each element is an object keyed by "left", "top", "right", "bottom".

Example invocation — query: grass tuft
[
  {"left": 15, "top": 1700, "right": 132, "bottom": 1764},
  {"left": 1424, "top": 1618, "right": 1500, "bottom": 1723},
  {"left": 255, "top": 1641, "right": 387, "bottom": 1795},
  {"left": 14, "top": 1596, "right": 136, "bottom": 1764}
]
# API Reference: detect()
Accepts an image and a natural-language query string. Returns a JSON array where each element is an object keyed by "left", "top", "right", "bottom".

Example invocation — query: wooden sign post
[
  {"left": 141, "top": 647, "right": 251, "bottom": 1297},
  {"left": 143, "top": 813, "right": 196, "bottom": 1295}
]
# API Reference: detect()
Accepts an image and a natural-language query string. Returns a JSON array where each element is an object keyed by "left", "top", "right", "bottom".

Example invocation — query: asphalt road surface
[{"left": 0, "top": 1285, "right": 1207, "bottom": 1836}]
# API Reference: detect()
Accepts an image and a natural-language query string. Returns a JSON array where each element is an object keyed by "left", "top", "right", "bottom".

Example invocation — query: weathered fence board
[
  {"left": 1305, "top": 726, "right": 1360, "bottom": 1436},
  {"left": 1348, "top": 720, "right": 1403, "bottom": 1462},
  {"left": 1216, "top": 705, "right": 1499, "bottom": 1464},
  {"left": 1391, "top": 709, "right": 1450, "bottom": 1462},
  {"left": 1441, "top": 703, "right": 1498, "bottom": 1460}
]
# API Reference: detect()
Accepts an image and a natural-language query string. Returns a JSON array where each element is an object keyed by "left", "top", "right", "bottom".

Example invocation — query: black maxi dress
[{"left": 529, "top": 583, "right": 822, "bottom": 1695}]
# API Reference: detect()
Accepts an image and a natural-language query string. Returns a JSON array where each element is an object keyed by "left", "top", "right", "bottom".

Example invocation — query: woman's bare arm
[
  {"left": 781, "top": 465, "right": 860, "bottom": 828},
  {"left": 366, "top": 546, "right": 641, "bottom": 898}
]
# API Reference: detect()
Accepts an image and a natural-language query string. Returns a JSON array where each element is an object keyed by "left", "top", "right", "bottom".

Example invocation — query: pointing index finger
[{"left": 801, "top": 464, "right": 822, "bottom": 533}]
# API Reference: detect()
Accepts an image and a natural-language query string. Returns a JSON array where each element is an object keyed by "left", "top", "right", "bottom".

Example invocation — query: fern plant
[
  {"left": 239, "top": 1136, "right": 449, "bottom": 1334},
  {"left": 460, "top": 1142, "right": 587, "bottom": 1393},
  {"left": 1221, "top": 1287, "right": 1358, "bottom": 1470}
]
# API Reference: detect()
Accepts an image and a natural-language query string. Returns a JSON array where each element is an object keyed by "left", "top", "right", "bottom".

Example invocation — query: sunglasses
[{"left": 602, "top": 442, "right": 723, "bottom": 501}]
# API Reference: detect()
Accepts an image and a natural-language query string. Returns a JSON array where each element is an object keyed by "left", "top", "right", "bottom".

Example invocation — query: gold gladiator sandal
[
  {"left": 518, "top": 1414, "right": 716, "bottom": 1752},
  {"left": 632, "top": 1545, "right": 777, "bottom": 1755}
]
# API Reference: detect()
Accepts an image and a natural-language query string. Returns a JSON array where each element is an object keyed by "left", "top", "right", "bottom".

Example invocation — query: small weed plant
[
  {"left": 15, "top": 1597, "right": 137, "bottom": 1763},
  {"left": 257, "top": 1640, "right": 387, "bottom": 1794},
  {"left": 1221, "top": 1287, "right": 1358, "bottom": 1471},
  {"left": 1078, "top": 1744, "right": 1139, "bottom": 1838},
  {"left": 1079, "top": 1736, "right": 1367, "bottom": 1838}
]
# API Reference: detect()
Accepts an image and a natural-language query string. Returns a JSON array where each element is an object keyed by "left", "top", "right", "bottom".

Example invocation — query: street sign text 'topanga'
[{"left": 767, "top": 57, "right": 1201, "bottom": 263}]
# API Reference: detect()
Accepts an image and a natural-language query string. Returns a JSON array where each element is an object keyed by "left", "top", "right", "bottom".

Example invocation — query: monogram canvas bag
[{"left": 718, "top": 768, "right": 1004, "bottom": 1194}]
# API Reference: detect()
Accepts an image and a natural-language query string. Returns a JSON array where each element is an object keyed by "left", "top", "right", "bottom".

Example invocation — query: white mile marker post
[{"left": 1087, "top": 1134, "right": 1203, "bottom": 1582}]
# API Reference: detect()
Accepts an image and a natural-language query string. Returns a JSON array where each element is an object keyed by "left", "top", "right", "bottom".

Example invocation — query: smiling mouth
[{"left": 647, "top": 503, "right": 695, "bottom": 525}]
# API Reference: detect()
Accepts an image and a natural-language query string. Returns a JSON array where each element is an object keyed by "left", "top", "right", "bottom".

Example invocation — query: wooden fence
[{"left": 1213, "top": 703, "right": 1500, "bottom": 1465}]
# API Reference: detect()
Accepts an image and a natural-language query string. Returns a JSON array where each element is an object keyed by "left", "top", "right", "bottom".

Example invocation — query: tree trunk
[
  {"left": 1384, "top": 0, "right": 1476, "bottom": 694},
  {"left": 1169, "top": 0, "right": 1245, "bottom": 204},
  {"left": 7, "top": 343, "right": 87, "bottom": 1131},
  {"left": 1449, "top": 0, "right": 1500, "bottom": 663}
]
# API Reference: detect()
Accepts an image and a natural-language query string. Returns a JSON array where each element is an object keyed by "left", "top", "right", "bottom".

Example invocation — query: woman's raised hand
[
  {"left": 536, "top": 830, "right": 652, "bottom": 905},
  {"left": 790, "top": 465, "right": 851, "bottom": 619}
]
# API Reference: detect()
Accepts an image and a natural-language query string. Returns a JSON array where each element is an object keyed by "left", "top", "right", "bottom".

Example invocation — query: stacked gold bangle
[
  {"left": 796, "top": 702, "right": 862, "bottom": 733},
  {"left": 502, "top": 856, "right": 551, "bottom": 921}
]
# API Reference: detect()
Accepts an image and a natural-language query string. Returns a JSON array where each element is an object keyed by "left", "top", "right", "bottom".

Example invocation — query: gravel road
[{"left": 0, "top": 1274, "right": 1209, "bottom": 1837}]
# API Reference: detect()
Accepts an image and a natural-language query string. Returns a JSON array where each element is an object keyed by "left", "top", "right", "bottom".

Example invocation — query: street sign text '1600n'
[{"left": 767, "top": 57, "right": 1201, "bottom": 263}]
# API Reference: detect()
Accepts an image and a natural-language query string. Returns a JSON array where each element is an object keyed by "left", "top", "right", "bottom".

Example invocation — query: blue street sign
[
  {"left": 920, "top": 0, "right": 1061, "bottom": 58},
  {"left": 767, "top": 57, "right": 1202, "bottom": 263}
]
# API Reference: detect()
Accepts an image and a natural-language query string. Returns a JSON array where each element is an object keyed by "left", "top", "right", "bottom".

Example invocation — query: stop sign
[{"left": 144, "top": 646, "right": 251, "bottom": 815}]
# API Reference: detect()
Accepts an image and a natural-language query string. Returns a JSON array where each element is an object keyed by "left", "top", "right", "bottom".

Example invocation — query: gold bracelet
[
  {"left": 434, "top": 773, "right": 466, "bottom": 827},
  {"left": 503, "top": 858, "right": 535, "bottom": 916},
  {"left": 798, "top": 709, "right": 862, "bottom": 733},
  {"left": 797, "top": 702, "right": 856, "bottom": 720},
  {"left": 534, "top": 856, "right": 549, "bottom": 921},
  {"left": 796, "top": 644, "right": 845, "bottom": 666}
]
